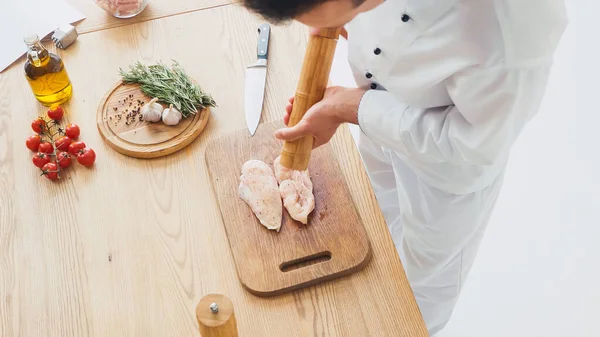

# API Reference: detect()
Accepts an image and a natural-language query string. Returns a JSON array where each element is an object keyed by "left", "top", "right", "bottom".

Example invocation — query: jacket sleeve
[{"left": 357, "top": 65, "right": 552, "bottom": 166}]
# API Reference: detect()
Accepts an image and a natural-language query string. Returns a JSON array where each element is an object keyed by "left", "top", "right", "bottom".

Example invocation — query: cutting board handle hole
[{"left": 280, "top": 251, "right": 332, "bottom": 273}]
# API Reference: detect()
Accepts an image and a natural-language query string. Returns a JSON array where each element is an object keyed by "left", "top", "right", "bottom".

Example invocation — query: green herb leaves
[{"left": 119, "top": 61, "right": 216, "bottom": 118}]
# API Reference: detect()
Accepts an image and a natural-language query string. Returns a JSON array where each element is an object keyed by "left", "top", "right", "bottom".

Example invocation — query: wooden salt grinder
[
  {"left": 279, "top": 27, "right": 343, "bottom": 171},
  {"left": 196, "top": 294, "right": 238, "bottom": 337}
]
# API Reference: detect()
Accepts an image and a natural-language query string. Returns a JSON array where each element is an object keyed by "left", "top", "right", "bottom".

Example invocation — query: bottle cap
[{"left": 23, "top": 33, "right": 40, "bottom": 45}]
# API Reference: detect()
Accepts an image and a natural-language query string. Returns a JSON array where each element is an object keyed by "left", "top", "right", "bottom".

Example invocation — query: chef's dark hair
[{"left": 243, "top": 0, "right": 366, "bottom": 22}]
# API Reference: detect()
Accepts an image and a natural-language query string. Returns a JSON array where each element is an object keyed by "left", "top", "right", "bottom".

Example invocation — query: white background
[{"left": 329, "top": 1, "right": 598, "bottom": 336}]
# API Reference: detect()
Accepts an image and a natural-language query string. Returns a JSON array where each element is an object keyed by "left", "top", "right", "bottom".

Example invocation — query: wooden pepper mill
[
  {"left": 279, "top": 27, "right": 343, "bottom": 171},
  {"left": 196, "top": 294, "right": 238, "bottom": 337}
]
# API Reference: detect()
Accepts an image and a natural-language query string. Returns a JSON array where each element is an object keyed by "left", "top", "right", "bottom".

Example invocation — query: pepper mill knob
[{"left": 196, "top": 294, "right": 238, "bottom": 337}]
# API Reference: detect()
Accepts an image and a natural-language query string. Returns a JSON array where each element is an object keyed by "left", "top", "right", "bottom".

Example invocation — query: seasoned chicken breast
[
  {"left": 238, "top": 160, "right": 283, "bottom": 232},
  {"left": 273, "top": 155, "right": 293, "bottom": 182},
  {"left": 273, "top": 156, "right": 315, "bottom": 225}
]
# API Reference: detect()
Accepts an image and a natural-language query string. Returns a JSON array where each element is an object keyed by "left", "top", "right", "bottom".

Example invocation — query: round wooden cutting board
[{"left": 96, "top": 81, "right": 210, "bottom": 159}]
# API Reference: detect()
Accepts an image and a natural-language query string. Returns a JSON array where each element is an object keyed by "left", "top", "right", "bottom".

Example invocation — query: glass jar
[
  {"left": 93, "top": 0, "right": 149, "bottom": 19},
  {"left": 23, "top": 34, "right": 73, "bottom": 107}
]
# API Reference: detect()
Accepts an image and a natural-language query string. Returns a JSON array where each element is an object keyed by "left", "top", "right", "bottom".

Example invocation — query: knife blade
[{"left": 245, "top": 23, "right": 271, "bottom": 136}]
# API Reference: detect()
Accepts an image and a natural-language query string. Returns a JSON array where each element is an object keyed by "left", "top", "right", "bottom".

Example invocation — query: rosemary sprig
[{"left": 119, "top": 61, "right": 216, "bottom": 118}]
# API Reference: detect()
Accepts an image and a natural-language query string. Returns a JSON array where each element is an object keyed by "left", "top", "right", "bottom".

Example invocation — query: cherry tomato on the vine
[
  {"left": 69, "top": 141, "right": 86, "bottom": 155},
  {"left": 32, "top": 152, "right": 51, "bottom": 168},
  {"left": 47, "top": 106, "right": 64, "bottom": 121},
  {"left": 26, "top": 135, "right": 41, "bottom": 152},
  {"left": 31, "top": 118, "right": 46, "bottom": 134},
  {"left": 77, "top": 148, "right": 96, "bottom": 167},
  {"left": 38, "top": 142, "right": 54, "bottom": 154},
  {"left": 55, "top": 136, "right": 72, "bottom": 152},
  {"left": 57, "top": 151, "right": 72, "bottom": 169},
  {"left": 41, "top": 163, "right": 59, "bottom": 181},
  {"left": 65, "top": 123, "right": 80, "bottom": 139}
]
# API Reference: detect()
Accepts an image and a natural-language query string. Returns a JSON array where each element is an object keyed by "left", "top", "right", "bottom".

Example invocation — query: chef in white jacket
[{"left": 243, "top": 0, "right": 567, "bottom": 334}]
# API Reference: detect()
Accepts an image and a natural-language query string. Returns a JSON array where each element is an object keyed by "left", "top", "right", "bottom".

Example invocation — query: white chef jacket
[{"left": 347, "top": 0, "right": 568, "bottom": 195}]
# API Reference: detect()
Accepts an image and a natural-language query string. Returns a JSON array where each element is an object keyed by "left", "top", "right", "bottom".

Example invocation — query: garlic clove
[
  {"left": 162, "top": 104, "right": 182, "bottom": 126},
  {"left": 141, "top": 97, "right": 163, "bottom": 123}
]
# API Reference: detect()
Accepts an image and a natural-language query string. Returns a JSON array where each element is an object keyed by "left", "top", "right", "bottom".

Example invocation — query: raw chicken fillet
[
  {"left": 238, "top": 160, "right": 283, "bottom": 231},
  {"left": 274, "top": 156, "right": 315, "bottom": 225}
]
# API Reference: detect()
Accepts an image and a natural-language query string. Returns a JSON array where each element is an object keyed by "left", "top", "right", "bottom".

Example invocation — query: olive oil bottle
[{"left": 23, "top": 34, "right": 73, "bottom": 106}]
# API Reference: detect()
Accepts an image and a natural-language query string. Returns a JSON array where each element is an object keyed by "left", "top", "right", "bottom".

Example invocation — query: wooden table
[
  {"left": 67, "top": 0, "right": 239, "bottom": 33},
  {"left": 0, "top": 3, "right": 428, "bottom": 337}
]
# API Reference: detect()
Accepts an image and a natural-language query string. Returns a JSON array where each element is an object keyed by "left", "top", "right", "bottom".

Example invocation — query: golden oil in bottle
[{"left": 23, "top": 34, "right": 73, "bottom": 107}]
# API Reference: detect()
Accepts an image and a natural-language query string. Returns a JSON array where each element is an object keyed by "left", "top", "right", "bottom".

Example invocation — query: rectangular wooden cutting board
[{"left": 205, "top": 121, "right": 372, "bottom": 297}]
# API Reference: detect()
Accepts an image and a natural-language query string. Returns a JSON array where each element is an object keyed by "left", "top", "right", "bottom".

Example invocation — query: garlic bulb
[
  {"left": 162, "top": 104, "right": 182, "bottom": 126},
  {"left": 141, "top": 97, "right": 162, "bottom": 122}
]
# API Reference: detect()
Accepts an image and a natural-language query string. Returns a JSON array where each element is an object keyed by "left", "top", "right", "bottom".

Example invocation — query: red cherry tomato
[
  {"left": 26, "top": 135, "right": 41, "bottom": 152},
  {"left": 65, "top": 123, "right": 80, "bottom": 139},
  {"left": 54, "top": 136, "right": 72, "bottom": 152},
  {"left": 47, "top": 106, "right": 64, "bottom": 121},
  {"left": 76, "top": 148, "right": 96, "bottom": 167},
  {"left": 38, "top": 142, "right": 54, "bottom": 154},
  {"left": 31, "top": 118, "right": 46, "bottom": 134},
  {"left": 68, "top": 141, "right": 86, "bottom": 155},
  {"left": 32, "top": 152, "right": 51, "bottom": 168},
  {"left": 41, "top": 162, "right": 59, "bottom": 181},
  {"left": 57, "top": 151, "right": 72, "bottom": 169}
]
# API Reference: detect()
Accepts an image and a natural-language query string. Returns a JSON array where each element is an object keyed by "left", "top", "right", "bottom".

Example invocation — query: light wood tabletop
[
  {"left": 0, "top": 4, "right": 428, "bottom": 337},
  {"left": 67, "top": 0, "right": 239, "bottom": 33}
]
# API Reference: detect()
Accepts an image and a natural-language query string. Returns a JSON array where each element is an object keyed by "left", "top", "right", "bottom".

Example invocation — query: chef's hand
[{"left": 275, "top": 86, "right": 366, "bottom": 148}]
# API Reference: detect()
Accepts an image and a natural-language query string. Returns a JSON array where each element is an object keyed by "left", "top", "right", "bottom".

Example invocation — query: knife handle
[
  {"left": 257, "top": 23, "right": 271, "bottom": 60},
  {"left": 280, "top": 27, "right": 342, "bottom": 171}
]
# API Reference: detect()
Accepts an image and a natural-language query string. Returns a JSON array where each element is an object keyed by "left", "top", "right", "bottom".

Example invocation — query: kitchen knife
[{"left": 245, "top": 23, "right": 271, "bottom": 136}]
